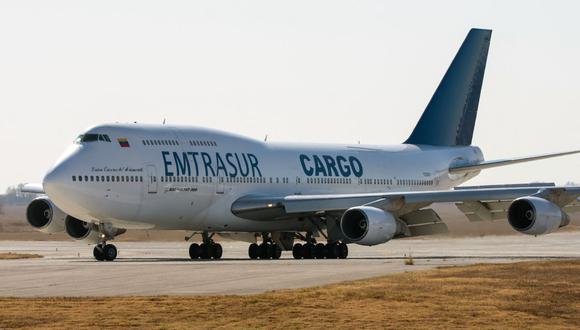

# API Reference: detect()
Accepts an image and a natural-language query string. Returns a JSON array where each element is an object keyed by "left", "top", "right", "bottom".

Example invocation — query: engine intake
[
  {"left": 26, "top": 197, "right": 66, "bottom": 233},
  {"left": 340, "top": 206, "right": 399, "bottom": 246},
  {"left": 508, "top": 196, "right": 569, "bottom": 236}
]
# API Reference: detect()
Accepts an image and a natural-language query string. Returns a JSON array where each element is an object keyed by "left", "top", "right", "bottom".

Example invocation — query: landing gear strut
[
  {"left": 93, "top": 243, "right": 117, "bottom": 261},
  {"left": 248, "top": 233, "right": 282, "bottom": 260},
  {"left": 189, "top": 232, "right": 223, "bottom": 260}
]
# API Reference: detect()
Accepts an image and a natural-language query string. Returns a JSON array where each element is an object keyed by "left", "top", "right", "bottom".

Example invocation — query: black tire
[
  {"left": 200, "top": 243, "right": 210, "bottom": 259},
  {"left": 212, "top": 243, "right": 223, "bottom": 260},
  {"left": 248, "top": 243, "right": 260, "bottom": 259},
  {"left": 271, "top": 244, "right": 282, "bottom": 260},
  {"left": 292, "top": 243, "right": 303, "bottom": 259},
  {"left": 189, "top": 243, "right": 201, "bottom": 259},
  {"left": 338, "top": 242, "right": 348, "bottom": 259},
  {"left": 259, "top": 243, "right": 272, "bottom": 259},
  {"left": 326, "top": 243, "right": 339, "bottom": 259},
  {"left": 303, "top": 243, "right": 315, "bottom": 259},
  {"left": 103, "top": 244, "right": 117, "bottom": 261},
  {"left": 93, "top": 245, "right": 105, "bottom": 261},
  {"left": 315, "top": 243, "right": 326, "bottom": 259}
]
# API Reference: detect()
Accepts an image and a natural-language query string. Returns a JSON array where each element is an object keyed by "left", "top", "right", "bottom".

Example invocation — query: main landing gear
[
  {"left": 248, "top": 233, "right": 282, "bottom": 260},
  {"left": 93, "top": 243, "right": 118, "bottom": 261},
  {"left": 292, "top": 241, "right": 348, "bottom": 259},
  {"left": 189, "top": 232, "right": 223, "bottom": 260}
]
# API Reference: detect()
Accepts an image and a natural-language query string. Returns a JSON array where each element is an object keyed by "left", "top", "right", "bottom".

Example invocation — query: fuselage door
[{"left": 146, "top": 164, "right": 158, "bottom": 194}]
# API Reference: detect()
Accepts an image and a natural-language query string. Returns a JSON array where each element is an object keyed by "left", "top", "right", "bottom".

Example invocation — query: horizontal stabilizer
[{"left": 449, "top": 150, "right": 580, "bottom": 174}]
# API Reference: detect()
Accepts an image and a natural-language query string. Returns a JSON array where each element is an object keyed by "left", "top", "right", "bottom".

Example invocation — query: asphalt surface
[{"left": 1, "top": 232, "right": 580, "bottom": 297}]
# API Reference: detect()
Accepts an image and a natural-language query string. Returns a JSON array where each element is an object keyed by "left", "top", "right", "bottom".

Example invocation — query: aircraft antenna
[{"left": 264, "top": 134, "right": 268, "bottom": 142}]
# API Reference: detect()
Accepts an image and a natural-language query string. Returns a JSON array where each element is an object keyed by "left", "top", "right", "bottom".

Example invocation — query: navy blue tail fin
[{"left": 405, "top": 28, "right": 492, "bottom": 146}]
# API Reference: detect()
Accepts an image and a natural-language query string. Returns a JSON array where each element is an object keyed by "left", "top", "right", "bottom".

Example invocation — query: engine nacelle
[
  {"left": 507, "top": 196, "right": 570, "bottom": 236},
  {"left": 340, "top": 206, "right": 399, "bottom": 246},
  {"left": 65, "top": 216, "right": 101, "bottom": 243},
  {"left": 65, "top": 216, "right": 126, "bottom": 243},
  {"left": 26, "top": 197, "right": 66, "bottom": 233}
]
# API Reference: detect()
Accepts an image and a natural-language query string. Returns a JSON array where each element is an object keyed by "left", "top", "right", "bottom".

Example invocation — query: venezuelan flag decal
[{"left": 117, "top": 138, "right": 130, "bottom": 148}]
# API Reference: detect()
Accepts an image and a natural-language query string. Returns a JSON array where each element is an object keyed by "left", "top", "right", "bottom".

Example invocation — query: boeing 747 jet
[{"left": 23, "top": 29, "right": 580, "bottom": 261}]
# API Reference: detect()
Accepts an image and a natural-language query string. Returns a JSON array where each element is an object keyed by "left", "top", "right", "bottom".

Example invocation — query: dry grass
[
  {"left": 404, "top": 253, "right": 415, "bottom": 265},
  {"left": 0, "top": 252, "right": 42, "bottom": 260},
  {"left": 1, "top": 260, "right": 580, "bottom": 329}
]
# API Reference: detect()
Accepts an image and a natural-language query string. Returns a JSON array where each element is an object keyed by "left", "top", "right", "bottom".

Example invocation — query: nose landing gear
[{"left": 93, "top": 243, "right": 118, "bottom": 261}]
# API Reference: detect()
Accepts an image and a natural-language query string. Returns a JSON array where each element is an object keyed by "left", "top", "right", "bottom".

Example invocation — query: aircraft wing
[
  {"left": 232, "top": 185, "right": 580, "bottom": 225},
  {"left": 20, "top": 183, "right": 45, "bottom": 194}
]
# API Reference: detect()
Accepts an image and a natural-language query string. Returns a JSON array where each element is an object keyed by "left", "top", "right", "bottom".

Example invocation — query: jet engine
[
  {"left": 507, "top": 196, "right": 570, "bottom": 236},
  {"left": 65, "top": 216, "right": 126, "bottom": 243},
  {"left": 340, "top": 206, "right": 399, "bottom": 246},
  {"left": 26, "top": 197, "right": 66, "bottom": 233}
]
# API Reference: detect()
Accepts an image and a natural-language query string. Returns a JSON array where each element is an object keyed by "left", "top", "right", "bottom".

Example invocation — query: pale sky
[{"left": 0, "top": 0, "right": 579, "bottom": 192}]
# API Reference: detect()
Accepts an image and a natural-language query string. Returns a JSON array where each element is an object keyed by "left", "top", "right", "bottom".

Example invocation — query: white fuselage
[{"left": 43, "top": 124, "right": 484, "bottom": 232}]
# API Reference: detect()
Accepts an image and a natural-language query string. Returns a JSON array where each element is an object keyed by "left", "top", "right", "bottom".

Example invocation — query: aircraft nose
[
  {"left": 42, "top": 146, "right": 80, "bottom": 203},
  {"left": 43, "top": 161, "right": 72, "bottom": 202}
]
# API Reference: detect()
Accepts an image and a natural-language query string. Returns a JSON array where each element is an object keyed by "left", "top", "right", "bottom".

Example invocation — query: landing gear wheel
[
  {"left": 292, "top": 243, "right": 303, "bottom": 259},
  {"left": 325, "top": 242, "right": 339, "bottom": 259},
  {"left": 189, "top": 243, "right": 201, "bottom": 259},
  {"left": 315, "top": 243, "right": 326, "bottom": 259},
  {"left": 338, "top": 242, "right": 348, "bottom": 259},
  {"left": 103, "top": 244, "right": 117, "bottom": 261},
  {"left": 200, "top": 243, "right": 210, "bottom": 259},
  {"left": 212, "top": 243, "right": 223, "bottom": 260},
  {"left": 249, "top": 243, "right": 260, "bottom": 259},
  {"left": 303, "top": 243, "right": 315, "bottom": 259},
  {"left": 93, "top": 245, "right": 105, "bottom": 261},
  {"left": 259, "top": 243, "right": 272, "bottom": 259},
  {"left": 271, "top": 243, "right": 282, "bottom": 260}
]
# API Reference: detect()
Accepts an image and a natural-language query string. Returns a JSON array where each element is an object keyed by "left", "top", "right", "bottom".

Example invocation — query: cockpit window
[{"left": 75, "top": 134, "right": 112, "bottom": 144}]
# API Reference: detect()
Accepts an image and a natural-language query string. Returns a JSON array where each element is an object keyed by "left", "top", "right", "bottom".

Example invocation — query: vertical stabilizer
[{"left": 405, "top": 28, "right": 491, "bottom": 146}]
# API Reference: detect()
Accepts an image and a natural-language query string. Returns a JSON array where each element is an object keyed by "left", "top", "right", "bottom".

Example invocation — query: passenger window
[{"left": 72, "top": 176, "right": 76, "bottom": 182}]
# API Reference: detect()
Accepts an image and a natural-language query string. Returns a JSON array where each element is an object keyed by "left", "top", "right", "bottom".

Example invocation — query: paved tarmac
[{"left": 1, "top": 232, "right": 580, "bottom": 297}]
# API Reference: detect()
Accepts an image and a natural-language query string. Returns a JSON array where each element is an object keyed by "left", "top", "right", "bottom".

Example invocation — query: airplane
[{"left": 22, "top": 28, "right": 580, "bottom": 261}]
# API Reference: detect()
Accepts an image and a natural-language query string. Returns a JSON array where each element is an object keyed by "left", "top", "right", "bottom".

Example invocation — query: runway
[{"left": 1, "top": 231, "right": 580, "bottom": 297}]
